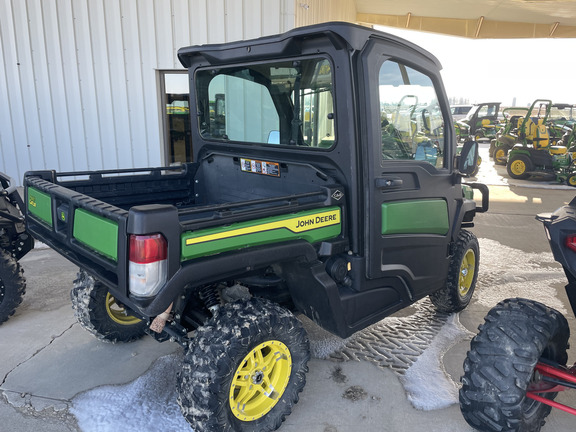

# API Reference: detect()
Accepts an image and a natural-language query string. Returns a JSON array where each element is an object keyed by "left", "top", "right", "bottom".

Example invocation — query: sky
[{"left": 377, "top": 26, "right": 576, "bottom": 107}]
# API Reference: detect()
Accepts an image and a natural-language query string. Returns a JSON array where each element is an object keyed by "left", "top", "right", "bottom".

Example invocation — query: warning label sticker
[{"left": 240, "top": 158, "right": 280, "bottom": 177}]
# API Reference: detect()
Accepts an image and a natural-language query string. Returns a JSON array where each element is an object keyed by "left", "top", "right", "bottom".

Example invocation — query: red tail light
[
  {"left": 129, "top": 234, "right": 167, "bottom": 264},
  {"left": 565, "top": 235, "right": 576, "bottom": 253},
  {"left": 129, "top": 234, "right": 168, "bottom": 298}
]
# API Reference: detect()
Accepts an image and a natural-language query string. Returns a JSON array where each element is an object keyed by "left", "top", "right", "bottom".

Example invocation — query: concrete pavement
[{"left": 2, "top": 147, "right": 576, "bottom": 431}]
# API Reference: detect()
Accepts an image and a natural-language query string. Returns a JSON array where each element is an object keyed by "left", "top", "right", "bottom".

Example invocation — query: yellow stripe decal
[{"left": 185, "top": 209, "right": 340, "bottom": 246}]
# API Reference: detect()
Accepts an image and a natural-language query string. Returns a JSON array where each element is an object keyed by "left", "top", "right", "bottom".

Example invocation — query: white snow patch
[
  {"left": 71, "top": 353, "right": 191, "bottom": 432},
  {"left": 400, "top": 313, "right": 472, "bottom": 410},
  {"left": 476, "top": 238, "right": 567, "bottom": 314}
]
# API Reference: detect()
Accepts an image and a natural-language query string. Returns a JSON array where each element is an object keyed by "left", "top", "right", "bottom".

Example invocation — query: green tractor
[
  {"left": 506, "top": 144, "right": 576, "bottom": 185},
  {"left": 491, "top": 99, "right": 552, "bottom": 166},
  {"left": 489, "top": 107, "right": 529, "bottom": 165},
  {"left": 504, "top": 100, "right": 576, "bottom": 185},
  {"left": 455, "top": 102, "right": 501, "bottom": 142}
]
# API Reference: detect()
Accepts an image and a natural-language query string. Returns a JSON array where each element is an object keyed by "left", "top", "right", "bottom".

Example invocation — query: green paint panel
[
  {"left": 382, "top": 199, "right": 449, "bottom": 235},
  {"left": 27, "top": 187, "right": 53, "bottom": 226},
  {"left": 73, "top": 209, "right": 118, "bottom": 261},
  {"left": 181, "top": 207, "right": 341, "bottom": 261}
]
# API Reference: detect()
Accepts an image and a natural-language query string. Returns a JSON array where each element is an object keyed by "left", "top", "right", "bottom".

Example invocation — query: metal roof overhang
[{"left": 354, "top": 0, "right": 576, "bottom": 38}]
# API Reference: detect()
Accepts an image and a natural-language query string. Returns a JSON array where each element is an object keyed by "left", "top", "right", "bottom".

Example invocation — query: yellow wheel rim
[
  {"left": 105, "top": 293, "right": 141, "bottom": 325},
  {"left": 459, "top": 249, "right": 476, "bottom": 297},
  {"left": 495, "top": 148, "right": 505, "bottom": 160},
  {"left": 569, "top": 176, "right": 576, "bottom": 186},
  {"left": 510, "top": 159, "right": 526, "bottom": 176},
  {"left": 229, "top": 340, "right": 292, "bottom": 422}
]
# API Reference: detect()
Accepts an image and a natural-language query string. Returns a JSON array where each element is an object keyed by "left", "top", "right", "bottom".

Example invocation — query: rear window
[
  {"left": 195, "top": 57, "right": 336, "bottom": 149},
  {"left": 451, "top": 106, "right": 471, "bottom": 115}
]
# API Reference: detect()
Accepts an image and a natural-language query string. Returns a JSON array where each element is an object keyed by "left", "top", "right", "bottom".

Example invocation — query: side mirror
[{"left": 457, "top": 140, "right": 479, "bottom": 176}]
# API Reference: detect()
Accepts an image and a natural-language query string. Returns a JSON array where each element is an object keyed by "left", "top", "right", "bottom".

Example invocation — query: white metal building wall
[{"left": 0, "top": 0, "right": 296, "bottom": 184}]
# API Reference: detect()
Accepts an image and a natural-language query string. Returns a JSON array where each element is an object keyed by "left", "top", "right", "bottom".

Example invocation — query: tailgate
[{"left": 25, "top": 173, "right": 130, "bottom": 294}]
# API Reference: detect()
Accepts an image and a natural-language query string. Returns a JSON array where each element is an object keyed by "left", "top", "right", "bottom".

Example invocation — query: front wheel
[
  {"left": 0, "top": 249, "right": 25, "bottom": 325},
  {"left": 177, "top": 297, "right": 310, "bottom": 432},
  {"left": 70, "top": 270, "right": 147, "bottom": 343},
  {"left": 460, "top": 298, "right": 569, "bottom": 432},
  {"left": 566, "top": 173, "right": 576, "bottom": 187},
  {"left": 430, "top": 229, "right": 479, "bottom": 313},
  {"left": 507, "top": 154, "right": 533, "bottom": 179}
]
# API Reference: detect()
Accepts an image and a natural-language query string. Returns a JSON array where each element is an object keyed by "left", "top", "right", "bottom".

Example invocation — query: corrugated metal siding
[{"left": 0, "top": 0, "right": 295, "bottom": 184}]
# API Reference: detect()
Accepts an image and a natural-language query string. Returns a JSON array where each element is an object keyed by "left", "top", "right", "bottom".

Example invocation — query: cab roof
[{"left": 177, "top": 21, "right": 441, "bottom": 70}]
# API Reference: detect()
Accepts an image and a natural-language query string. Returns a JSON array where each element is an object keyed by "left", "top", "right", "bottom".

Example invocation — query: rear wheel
[
  {"left": 494, "top": 146, "right": 508, "bottom": 165},
  {"left": 430, "top": 229, "right": 479, "bottom": 313},
  {"left": 507, "top": 154, "right": 533, "bottom": 179},
  {"left": 488, "top": 140, "right": 496, "bottom": 158},
  {"left": 70, "top": 270, "right": 146, "bottom": 343},
  {"left": 460, "top": 298, "right": 569, "bottom": 432},
  {"left": 177, "top": 297, "right": 310, "bottom": 432},
  {"left": 0, "top": 249, "right": 25, "bottom": 325}
]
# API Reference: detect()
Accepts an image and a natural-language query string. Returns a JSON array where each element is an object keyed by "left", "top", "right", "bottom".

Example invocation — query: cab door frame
[{"left": 358, "top": 37, "right": 466, "bottom": 301}]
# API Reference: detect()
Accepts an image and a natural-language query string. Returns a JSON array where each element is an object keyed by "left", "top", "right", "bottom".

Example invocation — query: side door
[{"left": 362, "top": 43, "right": 463, "bottom": 300}]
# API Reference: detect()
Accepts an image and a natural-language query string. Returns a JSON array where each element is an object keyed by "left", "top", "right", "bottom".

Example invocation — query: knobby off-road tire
[
  {"left": 460, "top": 298, "right": 570, "bottom": 432},
  {"left": 70, "top": 270, "right": 146, "bottom": 343},
  {"left": 177, "top": 297, "right": 310, "bottom": 432},
  {"left": 430, "top": 229, "right": 479, "bottom": 313},
  {"left": 0, "top": 249, "right": 25, "bottom": 325}
]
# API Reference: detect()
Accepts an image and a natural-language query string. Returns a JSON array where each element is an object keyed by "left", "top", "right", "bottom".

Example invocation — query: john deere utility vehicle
[
  {"left": 24, "top": 22, "right": 487, "bottom": 432},
  {"left": 455, "top": 102, "right": 501, "bottom": 142}
]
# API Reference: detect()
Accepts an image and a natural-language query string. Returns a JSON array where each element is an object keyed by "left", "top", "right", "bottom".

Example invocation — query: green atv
[
  {"left": 0, "top": 172, "right": 34, "bottom": 324},
  {"left": 455, "top": 102, "right": 501, "bottom": 142}
]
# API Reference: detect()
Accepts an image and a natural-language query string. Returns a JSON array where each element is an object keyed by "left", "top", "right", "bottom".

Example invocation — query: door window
[{"left": 379, "top": 61, "right": 445, "bottom": 168}]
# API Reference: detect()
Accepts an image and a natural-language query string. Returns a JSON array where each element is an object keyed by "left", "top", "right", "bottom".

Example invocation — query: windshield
[{"left": 195, "top": 57, "right": 335, "bottom": 148}]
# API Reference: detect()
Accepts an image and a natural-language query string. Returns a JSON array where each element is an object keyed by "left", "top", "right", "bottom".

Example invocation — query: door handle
[{"left": 375, "top": 177, "right": 403, "bottom": 189}]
